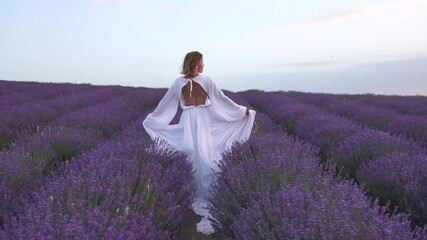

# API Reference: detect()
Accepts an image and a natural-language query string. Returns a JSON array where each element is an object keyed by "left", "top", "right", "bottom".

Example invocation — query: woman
[{"left": 143, "top": 51, "right": 255, "bottom": 235}]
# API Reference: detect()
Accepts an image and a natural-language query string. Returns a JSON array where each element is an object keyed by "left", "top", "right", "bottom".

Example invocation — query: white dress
[{"left": 143, "top": 75, "right": 255, "bottom": 235}]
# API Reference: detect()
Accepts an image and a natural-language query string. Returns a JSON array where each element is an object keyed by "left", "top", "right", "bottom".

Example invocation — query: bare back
[{"left": 182, "top": 80, "right": 208, "bottom": 106}]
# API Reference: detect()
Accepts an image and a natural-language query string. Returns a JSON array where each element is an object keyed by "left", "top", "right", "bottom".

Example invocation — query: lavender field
[{"left": 1, "top": 79, "right": 426, "bottom": 239}]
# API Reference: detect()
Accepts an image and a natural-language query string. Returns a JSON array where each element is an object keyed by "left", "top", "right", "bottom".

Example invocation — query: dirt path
[{"left": 178, "top": 211, "right": 218, "bottom": 240}]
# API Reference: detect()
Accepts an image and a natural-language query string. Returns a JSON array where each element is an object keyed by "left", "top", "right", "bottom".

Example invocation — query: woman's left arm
[
  {"left": 207, "top": 77, "right": 250, "bottom": 121},
  {"left": 143, "top": 81, "right": 179, "bottom": 140}
]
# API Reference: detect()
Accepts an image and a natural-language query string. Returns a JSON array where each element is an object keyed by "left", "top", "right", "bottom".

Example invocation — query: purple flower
[
  {"left": 333, "top": 129, "right": 424, "bottom": 178},
  {"left": 358, "top": 152, "right": 427, "bottom": 225},
  {"left": 1, "top": 119, "right": 193, "bottom": 239},
  {"left": 294, "top": 113, "right": 362, "bottom": 156},
  {"left": 208, "top": 130, "right": 419, "bottom": 239}
]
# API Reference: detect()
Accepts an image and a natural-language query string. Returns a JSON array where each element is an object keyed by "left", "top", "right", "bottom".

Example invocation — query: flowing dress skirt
[
  {"left": 153, "top": 105, "right": 218, "bottom": 200},
  {"left": 148, "top": 104, "right": 255, "bottom": 234}
]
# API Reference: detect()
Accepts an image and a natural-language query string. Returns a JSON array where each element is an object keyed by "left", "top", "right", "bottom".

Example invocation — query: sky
[{"left": 1, "top": 0, "right": 427, "bottom": 96}]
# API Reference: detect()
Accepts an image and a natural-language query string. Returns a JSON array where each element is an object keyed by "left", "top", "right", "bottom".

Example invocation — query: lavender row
[
  {"left": 240, "top": 90, "right": 427, "bottom": 226},
  {"left": 0, "top": 117, "right": 193, "bottom": 239},
  {"left": 351, "top": 94, "right": 427, "bottom": 116},
  {"left": 286, "top": 91, "right": 427, "bottom": 116},
  {"left": 0, "top": 80, "right": 73, "bottom": 96},
  {"left": 0, "top": 86, "right": 132, "bottom": 150},
  {"left": 0, "top": 80, "right": 101, "bottom": 107},
  {"left": 51, "top": 88, "right": 163, "bottom": 138},
  {"left": 208, "top": 114, "right": 425, "bottom": 239},
  {"left": 285, "top": 91, "right": 427, "bottom": 150},
  {"left": 0, "top": 88, "right": 164, "bottom": 227},
  {"left": 224, "top": 90, "right": 283, "bottom": 134},
  {"left": 328, "top": 103, "right": 427, "bottom": 150}
]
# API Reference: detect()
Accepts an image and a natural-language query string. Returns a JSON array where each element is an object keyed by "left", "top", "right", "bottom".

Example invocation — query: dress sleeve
[
  {"left": 143, "top": 82, "right": 179, "bottom": 140},
  {"left": 205, "top": 76, "right": 256, "bottom": 159},
  {"left": 207, "top": 78, "right": 247, "bottom": 122}
]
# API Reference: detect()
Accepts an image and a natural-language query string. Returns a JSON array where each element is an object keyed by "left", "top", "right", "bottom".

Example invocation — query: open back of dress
[{"left": 181, "top": 80, "right": 208, "bottom": 106}]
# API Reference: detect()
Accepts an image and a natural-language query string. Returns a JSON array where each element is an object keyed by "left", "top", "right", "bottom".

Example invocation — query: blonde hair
[{"left": 181, "top": 51, "right": 203, "bottom": 75}]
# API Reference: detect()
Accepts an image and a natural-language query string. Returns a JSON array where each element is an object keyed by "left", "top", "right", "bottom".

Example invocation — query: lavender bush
[
  {"left": 357, "top": 153, "right": 427, "bottom": 225},
  {"left": 17, "top": 125, "right": 103, "bottom": 175},
  {"left": 0, "top": 151, "right": 41, "bottom": 226},
  {"left": 1, "top": 120, "right": 194, "bottom": 239},
  {"left": 2, "top": 80, "right": 427, "bottom": 238},
  {"left": 226, "top": 90, "right": 282, "bottom": 134},
  {"left": 0, "top": 86, "right": 129, "bottom": 150},
  {"left": 209, "top": 124, "right": 423, "bottom": 239},
  {"left": 0, "top": 127, "right": 103, "bottom": 226},
  {"left": 352, "top": 94, "right": 427, "bottom": 116},
  {"left": 240, "top": 89, "right": 427, "bottom": 229},
  {"left": 294, "top": 113, "right": 363, "bottom": 158},
  {"left": 285, "top": 91, "right": 427, "bottom": 117},
  {"left": 239, "top": 90, "right": 321, "bottom": 134},
  {"left": 54, "top": 99, "right": 139, "bottom": 138},
  {"left": 386, "top": 115, "right": 427, "bottom": 150},
  {"left": 232, "top": 180, "right": 421, "bottom": 239},
  {"left": 284, "top": 91, "right": 346, "bottom": 109},
  {"left": 0, "top": 88, "right": 163, "bottom": 229},
  {"left": 332, "top": 129, "right": 424, "bottom": 178},
  {"left": 0, "top": 81, "right": 99, "bottom": 107},
  {"left": 285, "top": 91, "right": 427, "bottom": 149},
  {"left": 209, "top": 132, "right": 320, "bottom": 238},
  {"left": 330, "top": 103, "right": 398, "bottom": 129}
]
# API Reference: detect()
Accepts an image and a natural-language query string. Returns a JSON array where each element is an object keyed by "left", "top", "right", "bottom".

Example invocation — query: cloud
[
  {"left": 232, "top": 56, "right": 427, "bottom": 95},
  {"left": 93, "top": 0, "right": 135, "bottom": 7},
  {"left": 273, "top": 59, "right": 346, "bottom": 68},
  {"left": 263, "top": 0, "right": 427, "bottom": 69},
  {"left": 274, "top": 0, "right": 427, "bottom": 30},
  {"left": 294, "top": 9, "right": 369, "bottom": 27},
  {"left": 273, "top": 51, "right": 427, "bottom": 70},
  {"left": 267, "top": 60, "right": 351, "bottom": 73},
  {"left": 116, "top": 0, "right": 134, "bottom": 6}
]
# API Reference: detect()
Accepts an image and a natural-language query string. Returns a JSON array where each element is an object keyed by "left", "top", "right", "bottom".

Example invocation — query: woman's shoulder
[
  {"left": 196, "top": 75, "right": 213, "bottom": 84},
  {"left": 174, "top": 76, "right": 186, "bottom": 81},
  {"left": 172, "top": 76, "right": 186, "bottom": 86}
]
